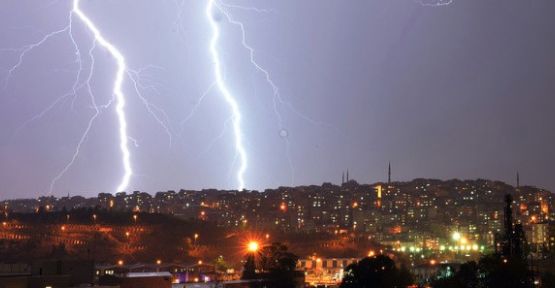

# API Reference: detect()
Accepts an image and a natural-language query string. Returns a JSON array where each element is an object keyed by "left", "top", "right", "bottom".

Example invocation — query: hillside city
[{"left": 1, "top": 172, "right": 554, "bottom": 286}]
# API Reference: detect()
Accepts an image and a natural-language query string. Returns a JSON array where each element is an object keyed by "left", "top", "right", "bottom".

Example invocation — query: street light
[
  {"left": 247, "top": 241, "right": 259, "bottom": 253},
  {"left": 452, "top": 231, "right": 461, "bottom": 241}
]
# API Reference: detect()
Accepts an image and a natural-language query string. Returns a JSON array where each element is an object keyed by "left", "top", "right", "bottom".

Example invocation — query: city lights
[{"left": 0, "top": 1, "right": 550, "bottom": 288}]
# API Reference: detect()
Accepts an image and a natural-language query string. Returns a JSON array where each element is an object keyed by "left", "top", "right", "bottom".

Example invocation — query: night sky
[{"left": 1, "top": 0, "right": 554, "bottom": 199}]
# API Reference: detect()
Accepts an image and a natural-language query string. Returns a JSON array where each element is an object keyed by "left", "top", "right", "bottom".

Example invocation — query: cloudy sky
[{"left": 1, "top": 0, "right": 554, "bottom": 199}]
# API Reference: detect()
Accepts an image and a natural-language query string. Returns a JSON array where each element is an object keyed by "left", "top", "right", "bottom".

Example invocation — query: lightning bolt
[
  {"left": 2, "top": 26, "right": 70, "bottom": 90},
  {"left": 210, "top": 1, "right": 322, "bottom": 186},
  {"left": 206, "top": 0, "right": 248, "bottom": 190},
  {"left": 3, "top": 1, "right": 179, "bottom": 194},
  {"left": 415, "top": 0, "right": 454, "bottom": 7},
  {"left": 72, "top": 0, "right": 132, "bottom": 193},
  {"left": 49, "top": 40, "right": 101, "bottom": 194},
  {"left": 127, "top": 68, "right": 174, "bottom": 147},
  {"left": 179, "top": 82, "right": 215, "bottom": 129},
  {"left": 200, "top": 1, "right": 329, "bottom": 187},
  {"left": 217, "top": 2, "right": 276, "bottom": 14},
  {"left": 214, "top": 2, "right": 296, "bottom": 185}
]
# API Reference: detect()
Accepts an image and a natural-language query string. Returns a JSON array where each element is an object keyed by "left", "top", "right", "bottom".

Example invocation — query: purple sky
[{"left": 1, "top": 0, "right": 554, "bottom": 199}]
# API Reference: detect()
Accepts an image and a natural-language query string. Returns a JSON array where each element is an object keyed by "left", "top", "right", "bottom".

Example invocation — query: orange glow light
[
  {"left": 279, "top": 203, "right": 287, "bottom": 211},
  {"left": 247, "top": 241, "right": 259, "bottom": 253}
]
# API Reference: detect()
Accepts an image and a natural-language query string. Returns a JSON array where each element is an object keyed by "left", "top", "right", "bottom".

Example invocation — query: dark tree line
[
  {"left": 340, "top": 255, "right": 413, "bottom": 288},
  {"left": 242, "top": 242, "right": 301, "bottom": 288}
]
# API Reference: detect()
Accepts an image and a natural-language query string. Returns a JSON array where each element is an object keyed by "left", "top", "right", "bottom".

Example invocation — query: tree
[
  {"left": 242, "top": 254, "right": 257, "bottom": 280},
  {"left": 242, "top": 242, "right": 300, "bottom": 288},
  {"left": 215, "top": 255, "right": 231, "bottom": 273},
  {"left": 541, "top": 272, "right": 555, "bottom": 288},
  {"left": 478, "top": 253, "right": 532, "bottom": 288},
  {"left": 260, "top": 242, "right": 298, "bottom": 272},
  {"left": 340, "top": 255, "right": 413, "bottom": 288},
  {"left": 430, "top": 261, "right": 478, "bottom": 288}
]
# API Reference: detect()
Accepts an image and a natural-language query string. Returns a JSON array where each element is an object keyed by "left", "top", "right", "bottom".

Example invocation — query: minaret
[
  {"left": 516, "top": 171, "right": 520, "bottom": 190},
  {"left": 346, "top": 170, "right": 349, "bottom": 182},
  {"left": 388, "top": 162, "right": 391, "bottom": 187},
  {"left": 342, "top": 172, "right": 345, "bottom": 185}
]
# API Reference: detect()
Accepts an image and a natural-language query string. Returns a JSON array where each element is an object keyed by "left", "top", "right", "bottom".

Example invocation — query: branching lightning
[
  {"left": 198, "top": 1, "right": 328, "bottom": 187},
  {"left": 71, "top": 0, "right": 132, "bottom": 193},
  {"left": 3, "top": 1, "right": 179, "bottom": 194},
  {"left": 217, "top": 2, "right": 275, "bottom": 14},
  {"left": 127, "top": 68, "right": 174, "bottom": 146},
  {"left": 179, "top": 81, "right": 215, "bottom": 129},
  {"left": 210, "top": 1, "right": 330, "bottom": 186},
  {"left": 214, "top": 3, "right": 297, "bottom": 185},
  {"left": 415, "top": 0, "right": 453, "bottom": 7},
  {"left": 3, "top": 1, "right": 353, "bottom": 193},
  {"left": 2, "top": 27, "right": 70, "bottom": 90},
  {"left": 49, "top": 41, "right": 101, "bottom": 194},
  {"left": 206, "top": 0, "right": 248, "bottom": 190}
]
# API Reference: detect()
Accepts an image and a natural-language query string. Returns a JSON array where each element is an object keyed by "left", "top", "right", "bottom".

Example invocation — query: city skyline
[
  {"left": 0, "top": 166, "right": 537, "bottom": 201},
  {"left": 1, "top": 0, "right": 554, "bottom": 199}
]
